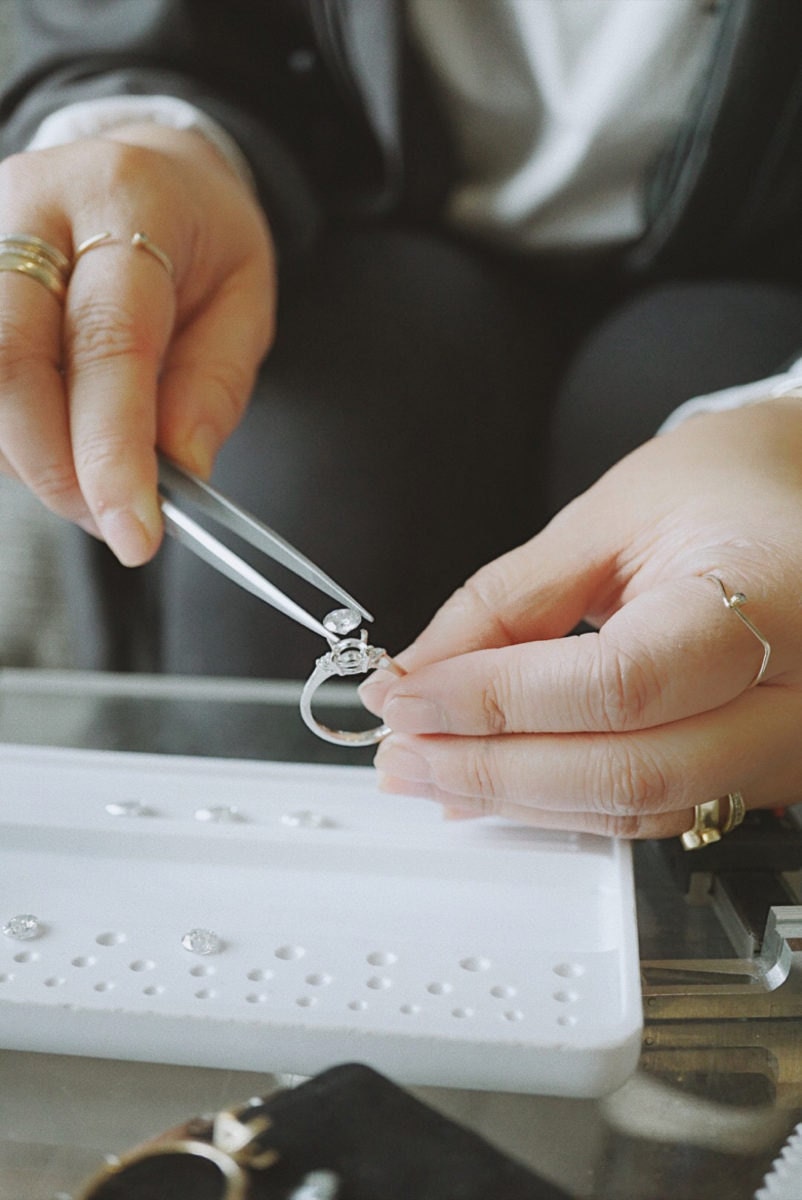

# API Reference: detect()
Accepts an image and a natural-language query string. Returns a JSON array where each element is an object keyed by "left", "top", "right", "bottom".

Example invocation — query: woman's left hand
[{"left": 360, "top": 398, "right": 802, "bottom": 838}]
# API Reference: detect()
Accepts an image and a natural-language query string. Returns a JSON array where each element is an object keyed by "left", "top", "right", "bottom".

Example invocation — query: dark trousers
[{"left": 63, "top": 227, "right": 802, "bottom": 679}]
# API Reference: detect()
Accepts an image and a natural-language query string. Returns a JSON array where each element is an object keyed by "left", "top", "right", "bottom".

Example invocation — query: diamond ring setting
[{"left": 300, "top": 609, "right": 403, "bottom": 746}]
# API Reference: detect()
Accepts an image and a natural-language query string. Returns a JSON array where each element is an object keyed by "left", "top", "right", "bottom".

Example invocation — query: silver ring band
[{"left": 300, "top": 635, "right": 404, "bottom": 746}]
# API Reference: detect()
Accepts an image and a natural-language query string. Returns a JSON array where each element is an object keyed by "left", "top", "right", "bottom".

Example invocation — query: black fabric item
[
  {"left": 5, "top": 1, "right": 802, "bottom": 282},
  {"left": 85, "top": 1153, "right": 224, "bottom": 1200},
  {"left": 257, "top": 1063, "right": 574, "bottom": 1199},
  {"left": 81, "top": 1063, "right": 574, "bottom": 1200},
  {"left": 628, "top": 0, "right": 802, "bottom": 281}
]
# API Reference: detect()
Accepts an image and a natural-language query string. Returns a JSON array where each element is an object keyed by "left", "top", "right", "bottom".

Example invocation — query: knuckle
[
  {"left": 479, "top": 655, "right": 529, "bottom": 734},
  {"left": 74, "top": 427, "right": 135, "bottom": 479},
  {"left": 480, "top": 679, "right": 510, "bottom": 735},
  {"left": 66, "top": 299, "right": 158, "bottom": 372},
  {"left": 591, "top": 638, "right": 657, "bottom": 731},
  {"left": 27, "top": 459, "right": 81, "bottom": 512},
  {"left": 594, "top": 741, "right": 670, "bottom": 817},
  {"left": 459, "top": 565, "right": 519, "bottom": 646},
  {"left": 456, "top": 743, "right": 501, "bottom": 806},
  {"left": 195, "top": 359, "right": 254, "bottom": 428}
]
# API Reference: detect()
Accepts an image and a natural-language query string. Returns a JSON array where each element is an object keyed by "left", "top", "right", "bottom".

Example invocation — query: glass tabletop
[{"left": 1, "top": 668, "right": 800, "bottom": 1199}]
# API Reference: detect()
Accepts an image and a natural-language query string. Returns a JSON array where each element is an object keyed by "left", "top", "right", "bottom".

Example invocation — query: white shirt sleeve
[
  {"left": 658, "top": 356, "right": 802, "bottom": 433},
  {"left": 25, "top": 94, "right": 255, "bottom": 188}
]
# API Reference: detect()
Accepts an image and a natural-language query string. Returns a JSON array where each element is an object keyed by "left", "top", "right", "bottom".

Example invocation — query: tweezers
[{"left": 157, "top": 453, "right": 373, "bottom": 641}]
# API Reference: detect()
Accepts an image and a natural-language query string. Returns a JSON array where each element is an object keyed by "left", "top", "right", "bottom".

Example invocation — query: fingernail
[
  {"left": 98, "top": 494, "right": 162, "bottom": 566},
  {"left": 358, "top": 674, "right": 392, "bottom": 715},
  {"left": 443, "top": 806, "right": 479, "bottom": 822},
  {"left": 383, "top": 696, "right": 446, "bottom": 734},
  {"left": 374, "top": 736, "right": 431, "bottom": 782},
  {"left": 186, "top": 423, "right": 219, "bottom": 478},
  {"left": 376, "top": 773, "right": 434, "bottom": 799},
  {"left": 359, "top": 664, "right": 412, "bottom": 711}
]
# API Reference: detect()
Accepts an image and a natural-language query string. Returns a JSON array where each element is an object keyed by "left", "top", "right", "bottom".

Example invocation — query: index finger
[
  {"left": 367, "top": 574, "right": 783, "bottom": 736},
  {"left": 65, "top": 232, "right": 176, "bottom": 564}
]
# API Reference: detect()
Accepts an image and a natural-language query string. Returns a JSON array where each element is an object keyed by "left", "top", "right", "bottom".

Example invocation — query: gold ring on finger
[
  {"left": 74, "top": 230, "right": 174, "bottom": 280},
  {"left": 681, "top": 790, "right": 747, "bottom": 850},
  {"left": 0, "top": 233, "right": 71, "bottom": 301},
  {"left": 720, "top": 789, "right": 746, "bottom": 834}
]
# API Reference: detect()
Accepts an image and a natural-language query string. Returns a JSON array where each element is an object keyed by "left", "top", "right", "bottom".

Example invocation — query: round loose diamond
[
  {"left": 105, "top": 800, "right": 150, "bottom": 817},
  {"left": 281, "top": 810, "right": 335, "bottom": 829},
  {"left": 181, "top": 928, "right": 222, "bottom": 956},
  {"left": 3, "top": 914, "right": 42, "bottom": 941},
  {"left": 194, "top": 805, "right": 242, "bottom": 823},
  {"left": 323, "top": 607, "right": 361, "bottom": 636}
]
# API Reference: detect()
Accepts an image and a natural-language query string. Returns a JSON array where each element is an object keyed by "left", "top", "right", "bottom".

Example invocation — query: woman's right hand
[{"left": 0, "top": 123, "right": 276, "bottom": 564}]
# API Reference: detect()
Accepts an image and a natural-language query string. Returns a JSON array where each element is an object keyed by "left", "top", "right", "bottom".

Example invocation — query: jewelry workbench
[{"left": 1, "top": 669, "right": 801, "bottom": 1199}]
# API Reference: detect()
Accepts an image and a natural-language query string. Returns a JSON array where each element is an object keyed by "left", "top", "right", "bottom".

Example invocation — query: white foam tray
[{"left": 0, "top": 744, "right": 642, "bottom": 1095}]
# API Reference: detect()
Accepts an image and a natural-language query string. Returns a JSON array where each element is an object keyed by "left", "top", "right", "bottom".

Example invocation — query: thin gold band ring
[
  {"left": 74, "top": 230, "right": 174, "bottom": 279},
  {"left": 705, "top": 574, "right": 771, "bottom": 687}
]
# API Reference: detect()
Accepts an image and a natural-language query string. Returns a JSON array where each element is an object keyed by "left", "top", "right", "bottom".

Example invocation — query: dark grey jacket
[{"left": 2, "top": 0, "right": 802, "bottom": 280}]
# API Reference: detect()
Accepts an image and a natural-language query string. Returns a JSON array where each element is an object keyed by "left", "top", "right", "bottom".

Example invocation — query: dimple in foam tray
[{"left": 0, "top": 744, "right": 642, "bottom": 1095}]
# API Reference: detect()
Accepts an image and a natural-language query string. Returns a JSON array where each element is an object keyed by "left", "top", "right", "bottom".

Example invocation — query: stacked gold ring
[
  {"left": 681, "top": 791, "right": 747, "bottom": 851},
  {"left": 0, "top": 233, "right": 71, "bottom": 300},
  {"left": 0, "top": 229, "right": 175, "bottom": 301}
]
